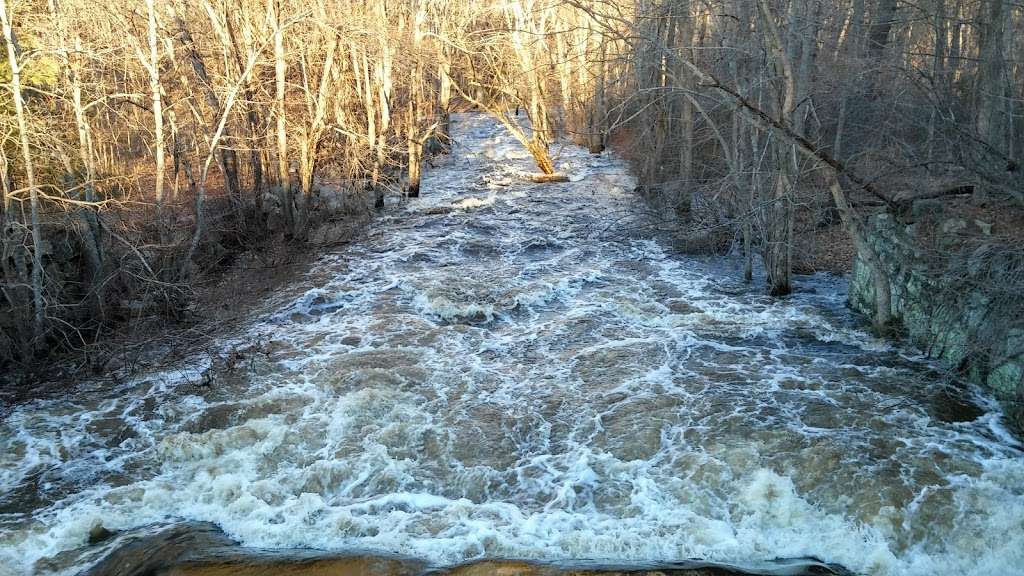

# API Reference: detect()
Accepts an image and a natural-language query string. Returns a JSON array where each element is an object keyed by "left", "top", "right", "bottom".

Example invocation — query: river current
[{"left": 1, "top": 115, "right": 1022, "bottom": 576}]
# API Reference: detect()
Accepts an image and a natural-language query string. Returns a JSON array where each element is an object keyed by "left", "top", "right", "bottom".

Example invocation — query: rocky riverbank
[{"left": 849, "top": 206, "right": 1024, "bottom": 431}]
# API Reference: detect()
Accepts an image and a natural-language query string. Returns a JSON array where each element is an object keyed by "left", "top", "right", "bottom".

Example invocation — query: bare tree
[
  {"left": 1, "top": 0, "right": 1020, "bottom": 368},
  {"left": 1, "top": 0, "right": 46, "bottom": 339},
  {"left": 271, "top": 0, "right": 292, "bottom": 231}
]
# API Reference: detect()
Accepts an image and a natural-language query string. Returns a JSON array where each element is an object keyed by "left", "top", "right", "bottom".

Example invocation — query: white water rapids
[{"left": 1, "top": 115, "right": 1023, "bottom": 576}]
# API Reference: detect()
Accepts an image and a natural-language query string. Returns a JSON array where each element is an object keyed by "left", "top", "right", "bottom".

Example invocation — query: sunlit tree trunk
[
  {"left": 1, "top": 0, "right": 46, "bottom": 339},
  {"left": 146, "top": 0, "right": 166, "bottom": 237},
  {"left": 68, "top": 38, "right": 105, "bottom": 305},
  {"left": 170, "top": 3, "right": 241, "bottom": 205},
  {"left": 588, "top": 37, "right": 607, "bottom": 154},
  {"left": 438, "top": 52, "right": 453, "bottom": 145},
  {"left": 375, "top": 0, "right": 393, "bottom": 184},
  {"left": 357, "top": 49, "right": 384, "bottom": 209},
  {"left": 271, "top": 0, "right": 293, "bottom": 230},
  {"left": 509, "top": 0, "right": 555, "bottom": 162},
  {"left": 366, "top": 0, "right": 393, "bottom": 208},
  {"left": 405, "top": 100, "right": 422, "bottom": 198},
  {"left": 49, "top": 0, "right": 105, "bottom": 301},
  {"left": 553, "top": 18, "right": 580, "bottom": 143},
  {"left": 224, "top": 7, "right": 266, "bottom": 211},
  {"left": 296, "top": 10, "right": 338, "bottom": 234},
  {"left": 405, "top": 0, "right": 427, "bottom": 198},
  {"left": 185, "top": 19, "right": 263, "bottom": 272},
  {"left": 0, "top": 142, "right": 9, "bottom": 226}
]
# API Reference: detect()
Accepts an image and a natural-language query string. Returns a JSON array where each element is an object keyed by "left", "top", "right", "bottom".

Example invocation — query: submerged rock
[
  {"left": 87, "top": 522, "right": 115, "bottom": 545},
  {"left": 60, "top": 523, "right": 425, "bottom": 576}
]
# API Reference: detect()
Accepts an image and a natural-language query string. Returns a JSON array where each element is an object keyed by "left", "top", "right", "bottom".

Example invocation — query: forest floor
[
  {"left": 0, "top": 214, "right": 371, "bottom": 412},
  {"left": 793, "top": 223, "right": 855, "bottom": 274}
]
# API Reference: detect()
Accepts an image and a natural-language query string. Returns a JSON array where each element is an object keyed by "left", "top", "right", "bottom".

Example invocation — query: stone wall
[{"left": 849, "top": 210, "right": 1024, "bottom": 428}]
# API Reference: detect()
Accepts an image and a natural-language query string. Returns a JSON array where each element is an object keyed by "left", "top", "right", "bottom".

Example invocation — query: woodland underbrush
[{"left": 0, "top": 179, "right": 377, "bottom": 399}]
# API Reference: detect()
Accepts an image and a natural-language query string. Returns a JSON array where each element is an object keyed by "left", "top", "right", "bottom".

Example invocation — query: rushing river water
[{"left": 2, "top": 115, "right": 1023, "bottom": 576}]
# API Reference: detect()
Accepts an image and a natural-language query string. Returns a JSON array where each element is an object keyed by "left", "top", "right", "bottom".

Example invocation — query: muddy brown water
[{"left": 1, "top": 115, "right": 1022, "bottom": 576}]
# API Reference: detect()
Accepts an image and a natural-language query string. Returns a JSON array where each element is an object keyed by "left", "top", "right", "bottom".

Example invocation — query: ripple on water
[{"left": 1, "top": 113, "right": 1023, "bottom": 576}]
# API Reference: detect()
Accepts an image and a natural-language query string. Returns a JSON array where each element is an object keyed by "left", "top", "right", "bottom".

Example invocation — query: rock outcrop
[{"left": 42, "top": 522, "right": 853, "bottom": 576}]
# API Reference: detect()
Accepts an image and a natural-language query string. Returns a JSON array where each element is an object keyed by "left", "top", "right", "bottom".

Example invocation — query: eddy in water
[{"left": 1, "top": 115, "right": 1022, "bottom": 576}]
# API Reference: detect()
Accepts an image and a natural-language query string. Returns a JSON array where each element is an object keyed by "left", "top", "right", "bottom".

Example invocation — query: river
[{"left": 1, "top": 114, "right": 1022, "bottom": 576}]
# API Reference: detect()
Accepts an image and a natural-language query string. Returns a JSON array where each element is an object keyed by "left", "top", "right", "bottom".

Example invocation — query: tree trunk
[
  {"left": 867, "top": 0, "right": 898, "bottom": 59},
  {"left": 69, "top": 35, "right": 104, "bottom": 305},
  {"left": 637, "top": 14, "right": 660, "bottom": 185},
  {"left": 555, "top": 31, "right": 575, "bottom": 141},
  {"left": 527, "top": 141, "right": 556, "bottom": 175},
  {"left": 588, "top": 38, "right": 607, "bottom": 154},
  {"left": 50, "top": 0, "right": 106, "bottom": 301},
  {"left": 146, "top": 0, "right": 166, "bottom": 238},
  {"left": 438, "top": 54, "right": 453, "bottom": 146},
  {"left": 271, "top": 0, "right": 292, "bottom": 231},
  {"left": 678, "top": 0, "right": 694, "bottom": 184},
  {"left": 405, "top": 0, "right": 427, "bottom": 199},
  {"left": 224, "top": 8, "right": 266, "bottom": 210},
  {"left": 650, "top": 10, "right": 675, "bottom": 186},
  {"left": 171, "top": 5, "right": 240, "bottom": 202},
  {"left": 977, "top": 0, "right": 1008, "bottom": 155},
  {"left": 406, "top": 101, "right": 422, "bottom": 197},
  {"left": 295, "top": 10, "right": 338, "bottom": 236},
  {"left": 0, "top": 138, "right": 8, "bottom": 225},
  {"left": 757, "top": 0, "right": 796, "bottom": 296},
  {"left": 1, "top": 0, "right": 46, "bottom": 340},
  {"left": 372, "top": 0, "right": 393, "bottom": 208},
  {"left": 510, "top": 0, "right": 553, "bottom": 147}
]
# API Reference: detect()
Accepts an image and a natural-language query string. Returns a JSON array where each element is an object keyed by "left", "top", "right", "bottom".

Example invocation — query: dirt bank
[{"left": 0, "top": 211, "right": 370, "bottom": 413}]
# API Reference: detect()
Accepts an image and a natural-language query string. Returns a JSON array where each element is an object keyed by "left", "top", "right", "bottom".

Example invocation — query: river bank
[
  {"left": 0, "top": 199, "right": 372, "bottom": 412},
  {"left": 849, "top": 210, "right": 1024, "bottom": 432},
  {"left": 2, "top": 114, "right": 1022, "bottom": 576}
]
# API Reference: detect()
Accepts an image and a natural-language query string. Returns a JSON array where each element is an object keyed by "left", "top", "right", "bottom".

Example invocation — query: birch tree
[{"left": 1, "top": 0, "right": 46, "bottom": 339}]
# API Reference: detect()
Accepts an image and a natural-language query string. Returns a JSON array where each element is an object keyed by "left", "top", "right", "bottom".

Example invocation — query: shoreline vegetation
[
  {"left": 2, "top": 0, "right": 1023, "bottom": 572},
  {"left": 3, "top": 114, "right": 1022, "bottom": 576},
  {"left": 2, "top": 0, "right": 1021, "bottom": 405}
]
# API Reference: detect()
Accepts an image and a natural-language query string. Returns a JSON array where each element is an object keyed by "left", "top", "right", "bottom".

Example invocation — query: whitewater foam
[{"left": 1, "top": 114, "right": 1023, "bottom": 576}]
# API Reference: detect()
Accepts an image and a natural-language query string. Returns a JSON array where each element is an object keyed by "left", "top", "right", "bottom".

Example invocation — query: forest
[
  {"left": 2, "top": 1, "right": 1024, "bottom": 575},
  {"left": 1, "top": 0, "right": 1021, "bottom": 369}
]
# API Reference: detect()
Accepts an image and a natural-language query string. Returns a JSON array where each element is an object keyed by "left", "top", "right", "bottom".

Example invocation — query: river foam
[{"left": 1, "top": 114, "right": 1023, "bottom": 576}]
